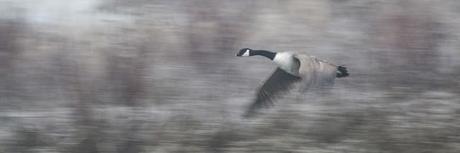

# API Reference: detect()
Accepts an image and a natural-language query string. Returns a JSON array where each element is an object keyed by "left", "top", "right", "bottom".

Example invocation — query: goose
[{"left": 236, "top": 48, "right": 349, "bottom": 117}]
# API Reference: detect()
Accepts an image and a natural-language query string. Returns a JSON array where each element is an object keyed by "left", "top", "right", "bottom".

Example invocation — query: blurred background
[{"left": 1, "top": 0, "right": 460, "bottom": 152}]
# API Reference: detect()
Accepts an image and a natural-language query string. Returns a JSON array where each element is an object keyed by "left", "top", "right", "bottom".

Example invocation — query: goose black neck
[{"left": 251, "top": 50, "right": 276, "bottom": 60}]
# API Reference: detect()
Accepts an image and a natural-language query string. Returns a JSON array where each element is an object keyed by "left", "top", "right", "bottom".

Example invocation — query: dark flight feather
[{"left": 243, "top": 68, "right": 301, "bottom": 118}]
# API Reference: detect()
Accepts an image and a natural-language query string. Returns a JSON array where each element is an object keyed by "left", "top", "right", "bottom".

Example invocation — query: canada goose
[{"left": 236, "top": 48, "right": 349, "bottom": 117}]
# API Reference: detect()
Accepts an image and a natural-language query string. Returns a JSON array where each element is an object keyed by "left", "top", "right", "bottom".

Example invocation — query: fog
[{"left": 1, "top": 0, "right": 460, "bottom": 152}]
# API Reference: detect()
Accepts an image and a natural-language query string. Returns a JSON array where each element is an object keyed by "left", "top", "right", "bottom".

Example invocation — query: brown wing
[{"left": 243, "top": 68, "right": 301, "bottom": 118}]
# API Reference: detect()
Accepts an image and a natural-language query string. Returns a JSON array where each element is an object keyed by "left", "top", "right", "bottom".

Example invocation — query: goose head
[{"left": 236, "top": 48, "right": 252, "bottom": 57}]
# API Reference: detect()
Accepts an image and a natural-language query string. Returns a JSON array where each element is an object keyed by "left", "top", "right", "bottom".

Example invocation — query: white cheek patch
[{"left": 242, "top": 50, "right": 250, "bottom": 56}]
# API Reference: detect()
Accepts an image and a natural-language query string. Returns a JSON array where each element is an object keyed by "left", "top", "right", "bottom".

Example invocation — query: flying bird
[{"left": 236, "top": 48, "right": 349, "bottom": 117}]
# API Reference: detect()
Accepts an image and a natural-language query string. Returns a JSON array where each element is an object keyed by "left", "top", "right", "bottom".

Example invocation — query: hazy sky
[{"left": 1, "top": 0, "right": 135, "bottom": 26}]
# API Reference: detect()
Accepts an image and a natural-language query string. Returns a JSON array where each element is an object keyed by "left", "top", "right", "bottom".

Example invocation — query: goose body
[
  {"left": 272, "top": 52, "right": 300, "bottom": 76},
  {"left": 236, "top": 48, "right": 349, "bottom": 117}
]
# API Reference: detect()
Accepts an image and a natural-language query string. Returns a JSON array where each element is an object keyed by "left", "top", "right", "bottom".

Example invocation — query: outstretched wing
[{"left": 244, "top": 68, "right": 301, "bottom": 118}]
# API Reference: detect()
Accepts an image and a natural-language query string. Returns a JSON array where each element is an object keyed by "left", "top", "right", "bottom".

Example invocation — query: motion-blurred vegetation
[{"left": 1, "top": 0, "right": 459, "bottom": 152}]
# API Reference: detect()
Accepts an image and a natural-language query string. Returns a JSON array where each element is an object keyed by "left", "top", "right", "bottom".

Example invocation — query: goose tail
[{"left": 336, "top": 66, "right": 349, "bottom": 78}]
